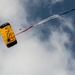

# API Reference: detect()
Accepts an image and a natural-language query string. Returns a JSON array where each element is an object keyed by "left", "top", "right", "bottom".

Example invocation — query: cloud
[
  {"left": 0, "top": 0, "right": 28, "bottom": 33},
  {"left": 43, "top": 0, "right": 64, "bottom": 8},
  {"left": 26, "top": 0, "right": 64, "bottom": 8},
  {"left": 51, "top": 0, "right": 64, "bottom": 4},
  {"left": 0, "top": 0, "right": 75, "bottom": 75},
  {"left": 0, "top": 27, "right": 75, "bottom": 75},
  {"left": 58, "top": 16, "right": 74, "bottom": 31}
]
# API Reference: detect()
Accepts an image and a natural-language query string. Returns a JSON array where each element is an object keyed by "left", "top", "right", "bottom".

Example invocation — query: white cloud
[
  {"left": 0, "top": 0, "right": 28, "bottom": 33},
  {"left": 43, "top": 0, "right": 64, "bottom": 8},
  {"left": 51, "top": 0, "right": 64, "bottom": 4},
  {"left": 0, "top": 28, "right": 75, "bottom": 75},
  {"left": 0, "top": 0, "right": 75, "bottom": 75},
  {"left": 58, "top": 16, "right": 74, "bottom": 31}
]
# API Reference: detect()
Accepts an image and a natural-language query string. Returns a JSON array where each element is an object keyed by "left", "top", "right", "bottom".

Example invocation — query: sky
[{"left": 0, "top": 0, "right": 75, "bottom": 75}]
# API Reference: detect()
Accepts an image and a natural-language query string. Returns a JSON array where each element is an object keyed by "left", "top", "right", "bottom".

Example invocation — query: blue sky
[
  {"left": 0, "top": 0, "right": 75, "bottom": 75},
  {"left": 25, "top": 0, "right": 75, "bottom": 52}
]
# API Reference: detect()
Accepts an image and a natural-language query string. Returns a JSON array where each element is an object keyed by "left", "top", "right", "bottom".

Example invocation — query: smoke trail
[
  {"left": 33, "top": 15, "right": 59, "bottom": 26},
  {"left": 15, "top": 8, "right": 75, "bottom": 36}
]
